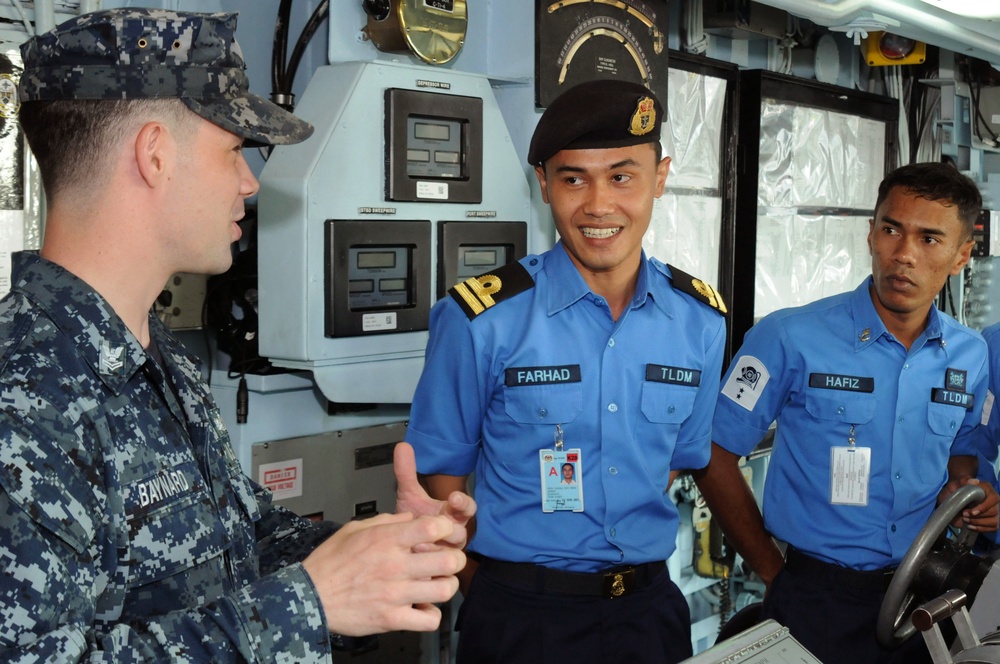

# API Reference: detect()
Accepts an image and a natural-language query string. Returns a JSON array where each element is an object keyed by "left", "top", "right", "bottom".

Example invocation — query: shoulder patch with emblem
[
  {"left": 666, "top": 264, "right": 728, "bottom": 314},
  {"left": 448, "top": 261, "right": 535, "bottom": 320}
]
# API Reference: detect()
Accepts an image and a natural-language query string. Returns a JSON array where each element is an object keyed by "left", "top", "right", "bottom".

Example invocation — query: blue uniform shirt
[
  {"left": 712, "top": 277, "right": 989, "bottom": 570},
  {"left": 974, "top": 322, "right": 1000, "bottom": 499},
  {"left": 407, "top": 243, "right": 726, "bottom": 572}
]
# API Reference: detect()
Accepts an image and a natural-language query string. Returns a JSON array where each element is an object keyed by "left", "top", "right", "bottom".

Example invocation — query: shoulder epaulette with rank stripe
[
  {"left": 666, "top": 263, "right": 728, "bottom": 314},
  {"left": 448, "top": 261, "right": 535, "bottom": 320}
]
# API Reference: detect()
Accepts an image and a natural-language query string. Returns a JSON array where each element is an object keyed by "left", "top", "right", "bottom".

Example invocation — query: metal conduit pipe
[{"left": 33, "top": 0, "right": 54, "bottom": 35}]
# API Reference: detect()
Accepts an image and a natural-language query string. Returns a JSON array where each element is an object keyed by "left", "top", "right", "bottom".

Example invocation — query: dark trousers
[
  {"left": 763, "top": 553, "right": 933, "bottom": 664},
  {"left": 455, "top": 564, "right": 692, "bottom": 664}
]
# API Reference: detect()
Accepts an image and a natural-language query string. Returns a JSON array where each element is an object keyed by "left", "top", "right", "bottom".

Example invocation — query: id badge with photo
[
  {"left": 830, "top": 445, "right": 871, "bottom": 506},
  {"left": 539, "top": 448, "right": 584, "bottom": 512}
]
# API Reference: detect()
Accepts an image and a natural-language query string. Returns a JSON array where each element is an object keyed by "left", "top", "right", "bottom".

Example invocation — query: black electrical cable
[
  {"left": 962, "top": 58, "right": 999, "bottom": 145},
  {"left": 272, "top": 0, "right": 293, "bottom": 97},
  {"left": 283, "top": 0, "right": 330, "bottom": 95},
  {"left": 944, "top": 277, "right": 957, "bottom": 317},
  {"left": 201, "top": 290, "right": 215, "bottom": 383},
  {"left": 970, "top": 78, "right": 985, "bottom": 141},
  {"left": 906, "top": 75, "right": 923, "bottom": 164},
  {"left": 973, "top": 79, "right": 1000, "bottom": 144}
]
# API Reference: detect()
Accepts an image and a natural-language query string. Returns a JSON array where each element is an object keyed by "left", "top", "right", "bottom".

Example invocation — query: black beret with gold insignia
[{"left": 527, "top": 79, "right": 664, "bottom": 166}]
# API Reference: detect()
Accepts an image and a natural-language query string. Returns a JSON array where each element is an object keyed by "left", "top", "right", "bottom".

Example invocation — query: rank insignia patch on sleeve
[
  {"left": 667, "top": 264, "right": 728, "bottom": 314},
  {"left": 448, "top": 261, "right": 534, "bottom": 320}
]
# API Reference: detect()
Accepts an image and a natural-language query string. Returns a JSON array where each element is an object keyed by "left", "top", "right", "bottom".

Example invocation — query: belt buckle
[{"left": 602, "top": 567, "right": 635, "bottom": 599}]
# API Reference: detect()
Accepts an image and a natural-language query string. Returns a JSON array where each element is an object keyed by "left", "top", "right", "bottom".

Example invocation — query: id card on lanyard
[
  {"left": 830, "top": 424, "right": 870, "bottom": 506},
  {"left": 539, "top": 424, "right": 584, "bottom": 512}
]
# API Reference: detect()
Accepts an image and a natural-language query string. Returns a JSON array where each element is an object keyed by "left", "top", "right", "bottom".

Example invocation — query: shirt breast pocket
[
  {"left": 638, "top": 383, "right": 698, "bottom": 484},
  {"left": 921, "top": 402, "right": 964, "bottom": 484},
  {"left": 500, "top": 382, "right": 582, "bottom": 477},
  {"left": 503, "top": 382, "right": 583, "bottom": 425},
  {"left": 803, "top": 391, "right": 877, "bottom": 477},
  {"left": 640, "top": 382, "right": 697, "bottom": 424},
  {"left": 804, "top": 390, "right": 878, "bottom": 426},
  {"left": 124, "top": 468, "right": 229, "bottom": 589}
]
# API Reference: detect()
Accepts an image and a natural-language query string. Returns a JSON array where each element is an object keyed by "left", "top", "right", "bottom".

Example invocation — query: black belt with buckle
[
  {"left": 477, "top": 556, "right": 667, "bottom": 599},
  {"left": 784, "top": 546, "right": 895, "bottom": 593}
]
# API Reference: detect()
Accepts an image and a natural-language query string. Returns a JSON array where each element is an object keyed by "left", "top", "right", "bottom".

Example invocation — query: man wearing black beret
[{"left": 408, "top": 78, "right": 729, "bottom": 664}]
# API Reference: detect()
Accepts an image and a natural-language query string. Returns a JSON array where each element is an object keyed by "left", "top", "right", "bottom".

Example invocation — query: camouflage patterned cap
[{"left": 18, "top": 8, "right": 313, "bottom": 146}]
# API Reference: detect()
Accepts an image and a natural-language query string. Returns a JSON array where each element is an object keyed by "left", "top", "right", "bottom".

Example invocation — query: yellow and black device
[
  {"left": 693, "top": 509, "right": 734, "bottom": 580},
  {"left": 691, "top": 464, "right": 753, "bottom": 580},
  {"left": 863, "top": 31, "right": 926, "bottom": 67}
]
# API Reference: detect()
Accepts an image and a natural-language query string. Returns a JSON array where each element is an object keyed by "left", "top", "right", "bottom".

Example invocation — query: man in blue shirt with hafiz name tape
[
  {"left": 695, "top": 162, "right": 999, "bottom": 664},
  {"left": 406, "top": 79, "right": 728, "bottom": 664},
  {"left": 972, "top": 321, "right": 1000, "bottom": 514}
]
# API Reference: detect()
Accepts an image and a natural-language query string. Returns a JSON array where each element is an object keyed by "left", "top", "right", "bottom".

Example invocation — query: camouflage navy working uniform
[
  {"left": 0, "top": 254, "right": 339, "bottom": 661},
  {"left": 1, "top": 9, "right": 339, "bottom": 662}
]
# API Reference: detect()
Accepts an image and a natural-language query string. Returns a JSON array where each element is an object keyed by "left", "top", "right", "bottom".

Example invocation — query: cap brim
[{"left": 183, "top": 93, "right": 314, "bottom": 147}]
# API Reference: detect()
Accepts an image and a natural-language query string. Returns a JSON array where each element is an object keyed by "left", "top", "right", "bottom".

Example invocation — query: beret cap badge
[
  {"left": 629, "top": 96, "right": 656, "bottom": 136},
  {"left": 526, "top": 79, "right": 663, "bottom": 165}
]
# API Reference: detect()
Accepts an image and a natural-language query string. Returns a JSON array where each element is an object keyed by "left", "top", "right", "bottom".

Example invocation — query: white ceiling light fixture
[{"left": 911, "top": 0, "right": 1000, "bottom": 19}]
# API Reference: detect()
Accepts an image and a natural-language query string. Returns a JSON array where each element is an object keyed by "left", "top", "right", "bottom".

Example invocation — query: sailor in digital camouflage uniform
[
  {"left": 696, "top": 162, "right": 999, "bottom": 663},
  {"left": 406, "top": 80, "right": 728, "bottom": 664},
  {"left": 1, "top": 9, "right": 472, "bottom": 662}
]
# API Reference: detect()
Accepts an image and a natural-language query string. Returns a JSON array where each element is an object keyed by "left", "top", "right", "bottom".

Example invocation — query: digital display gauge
[
  {"left": 347, "top": 247, "right": 412, "bottom": 311},
  {"left": 535, "top": 0, "right": 669, "bottom": 108}
]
